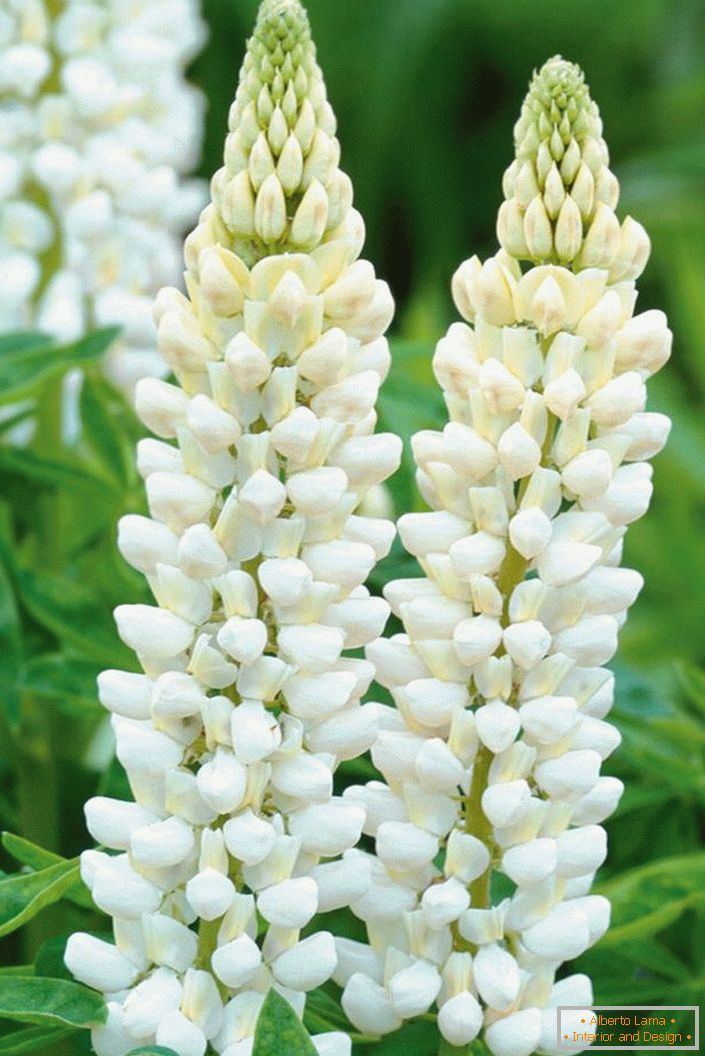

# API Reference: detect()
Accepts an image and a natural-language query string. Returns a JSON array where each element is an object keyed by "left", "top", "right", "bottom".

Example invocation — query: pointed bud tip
[
  {"left": 516, "top": 54, "right": 600, "bottom": 157},
  {"left": 254, "top": 0, "right": 311, "bottom": 44}
]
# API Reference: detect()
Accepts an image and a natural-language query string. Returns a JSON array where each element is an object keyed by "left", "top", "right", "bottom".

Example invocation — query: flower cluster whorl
[
  {"left": 64, "top": 2, "right": 400, "bottom": 1054},
  {"left": 340, "top": 59, "right": 671, "bottom": 1056},
  {"left": 498, "top": 56, "right": 649, "bottom": 281},
  {"left": 0, "top": 0, "right": 206, "bottom": 391}
]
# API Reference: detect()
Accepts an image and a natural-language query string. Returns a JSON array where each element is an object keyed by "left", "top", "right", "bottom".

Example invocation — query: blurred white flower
[{"left": 0, "top": 0, "right": 207, "bottom": 393}]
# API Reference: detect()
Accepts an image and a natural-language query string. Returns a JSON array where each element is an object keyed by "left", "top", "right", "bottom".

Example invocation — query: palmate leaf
[
  {"left": 253, "top": 991, "right": 317, "bottom": 1056},
  {"left": 0, "top": 858, "right": 80, "bottom": 939},
  {"left": 0, "top": 327, "right": 120, "bottom": 406},
  {"left": 0, "top": 978, "right": 105, "bottom": 1029},
  {"left": 595, "top": 852, "right": 705, "bottom": 945}
]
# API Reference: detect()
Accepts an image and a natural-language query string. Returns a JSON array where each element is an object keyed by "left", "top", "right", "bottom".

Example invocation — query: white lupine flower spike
[
  {"left": 0, "top": 0, "right": 206, "bottom": 392},
  {"left": 343, "top": 57, "right": 671, "bottom": 1056},
  {"left": 66, "top": 1, "right": 400, "bottom": 1052}
]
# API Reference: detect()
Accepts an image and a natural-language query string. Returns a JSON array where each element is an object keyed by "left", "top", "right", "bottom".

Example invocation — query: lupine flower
[
  {"left": 0, "top": 0, "right": 206, "bottom": 392},
  {"left": 341, "top": 57, "right": 671, "bottom": 1056},
  {"left": 64, "top": 1, "right": 399, "bottom": 1053}
]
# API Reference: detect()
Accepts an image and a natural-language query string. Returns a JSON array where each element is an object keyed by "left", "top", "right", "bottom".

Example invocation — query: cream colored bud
[
  {"left": 277, "top": 134, "right": 304, "bottom": 196},
  {"left": 554, "top": 196, "right": 583, "bottom": 263},
  {"left": 255, "top": 173, "right": 287, "bottom": 244},
  {"left": 451, "top": 257, "right": 481, "bottom": 322},
  {"left": 302, "top": 129, "right": 335, "bottom": 189},
  {"left": 543, "top": 163, "right": 566, "bottom": 219},
  {"left": 571, "top": 163, "right": 595, "bottom": 219},
  {"left": 531, "top": 275, "right": 566, "bottom": 336},
  {"left": 220, "top": 171, "right": 255, "bottom": 236},
  {"left": 294, "top": 98, "right": 316, "bottom": 153},
  {"left": 497, "top": 200, "right": 529, "bottom": 259},
  {"left": 269, "top": 271, "right": 309, "bottom": 327},
  {"left": 267, "top": 105, "right": 289, "bottom": 155},
  {"left": 610, "top": 216, "right": 651, "bottom": 282},
  {"left": 577, "top": 202, "right": 620, "bottom": 269},
  {"left": 502, "top": 159, "right": 518, "bottom": 198},
  {"left": 326, "top": 170, "right": 354, "bottom": 230},
  {"left": 560, "top": 138, "right": 581, "bottom": 184},
  {"left": 249, "top": 132, "right": 276, "bottom": 192},
  {"left": 595, "top": 166, "right": 620, "bottom": 209},
  {"left": 291, "top": 179, "right": 329, "bottom": 248},
  {"left": 474, "top": 258, "right": 516, "bottom": 327},
  {"left": 523, "top": 197, "right": 553, "bottom": 260},
  {"left": 198, "top": 246, "right": 248, "bottom": 317},
  {"left": 515, "top": 162, "right": 540, "bottom": 208}
]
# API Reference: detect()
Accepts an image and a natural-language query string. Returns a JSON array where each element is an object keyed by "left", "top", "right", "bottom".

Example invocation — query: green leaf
[
  {"left": 11, "top": 567, "right": 133, "bottom": 668},
  {"left": 0, "top": 977, "right": 105, "bottom": 1029},
  {"left": 19, "top": 655, "right": 101, "bottom": 718},
  {"left": 0, "top": 448, "right": 112, "bottom": 496},
  {"left": 0, "top": 859, "right": 80, "bottom": 938},
  {"left": 1, "top": 834, "right": 93, "bottom": 911},
  {"left": 253, "top": 990, "right": 318, "bottom": 1056},
  {"left": 596, "top": 852, "right": 705, "bottom": 944},
  {"left": 0, "top": 333, "right": 53, "bottom": 354},
  {"left": 0, "top": 1025, "right": 76, "bottom": 1055},
  {"left": 34, "top": 935, "right": 74, "bottom": 982},
  {"left": 0, "top": 554, "right": 21, "bottom": 723},
  {"left": 2, "top": 833, "right": 64, "bottom": 871},
  {"left": 0, "top": 327, "right": 119, "bottom": 406},
  {"left": 126, "top": 1049, "right": 180, "bottom": 1056},
  {"left": 80, "top": 373, "right": 137, "bottom": 488}
]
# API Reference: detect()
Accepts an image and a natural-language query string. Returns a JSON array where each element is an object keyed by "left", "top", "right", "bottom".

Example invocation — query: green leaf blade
[
  {"left": 0, "top": 859, "right": 80, "bottom": 938},
  {"left": 254, "top": 990, "right": 318, "bottom": 1056},
  {"left": 0, "top": 977, "right": 105, "bottom": 1029}
]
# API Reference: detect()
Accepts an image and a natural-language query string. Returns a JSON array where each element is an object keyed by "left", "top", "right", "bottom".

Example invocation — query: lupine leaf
[
  {"left": 0, "top": 977, "right": 105, "bottom": 1028},
  {"left": 0, "top": 333, "right": 53, "bottom": 354},
  {"left": 253, "top": 990, "right": 318, "bottom": 1056},
  {"left": 0, "top": 554, "right": 21, "bottom": 724},
  {"left": 11, "top": 568, "right": 132, "bottom": 668},
  {"left": 0, "top": 1025, "right": 76, "bottom": 1054},
  {"left": 18, "top": 655, "right": 102, "bottom": 718},
  {"left": 80, "top": 374, "right": 136, "bottom": 487},
  {"left": 126, "top": 1049, "right": 180, "bottom": 1056},
  {"left": 0, "top": 859, "right": 80, "bottom": 938},
  {"left": 0, "top": 448, "right": 112, "bottom": 496},
  {"left": 1, "top": 834, "right": 93, "bottom": 911},
  {"left": 595, "top": 853, "right": 705, "bottom": 944},
  {"left": 0, "top": 327, "right": 120, "bottom": 406}
]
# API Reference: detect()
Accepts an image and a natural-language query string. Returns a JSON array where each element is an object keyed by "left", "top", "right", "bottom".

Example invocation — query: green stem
[
  {"left": 465, "top": 745, "right": 493, "bottom": 910},
  {"left": 16, "top": 374, "right": 66, "bottom": 958}
]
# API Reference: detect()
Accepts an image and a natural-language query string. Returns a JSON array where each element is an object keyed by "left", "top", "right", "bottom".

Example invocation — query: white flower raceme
[
  {"left": 0, "top": 0, "right": 206, "bottom": 391},
  {"left": 64, "top": 2, "right": 399, "bottom": 1054},
  {"left": 341, "top": 57, "right": 671, "bottom": 1056}
]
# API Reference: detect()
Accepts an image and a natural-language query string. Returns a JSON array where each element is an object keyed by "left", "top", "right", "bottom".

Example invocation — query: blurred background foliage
[{"left": 0, "top": 0, "right": 704, "bottom": 1053}]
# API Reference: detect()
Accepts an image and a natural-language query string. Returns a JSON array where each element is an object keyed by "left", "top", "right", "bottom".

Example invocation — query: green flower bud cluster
[
  {"left": 498, "top": 56, "right": 649, "bottom": 281},
  {"left": 208, "top": 0, "right": 352, "bottom": 264}
]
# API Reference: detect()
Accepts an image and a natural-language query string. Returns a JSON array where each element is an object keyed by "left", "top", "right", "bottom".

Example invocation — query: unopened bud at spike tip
[{"left": 499, "top": 55, "right": 635, "bottom": 270}]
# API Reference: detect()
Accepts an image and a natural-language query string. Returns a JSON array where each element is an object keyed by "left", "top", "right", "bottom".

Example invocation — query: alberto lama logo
[{"left": 558, "top": 1006, "right": 699, "bottom": 1050}]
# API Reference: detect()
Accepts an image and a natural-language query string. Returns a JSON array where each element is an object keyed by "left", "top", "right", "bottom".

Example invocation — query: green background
[{"left": 0, "top": 1, "right": 704, "bottom": 1054}]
